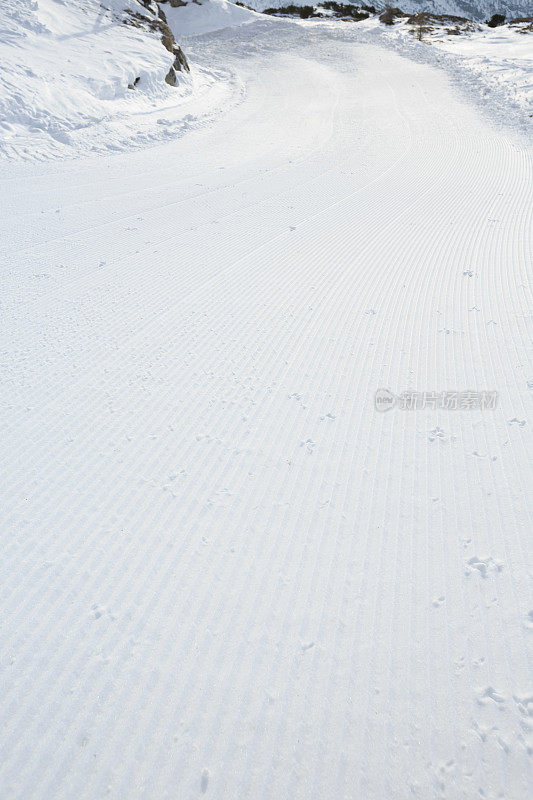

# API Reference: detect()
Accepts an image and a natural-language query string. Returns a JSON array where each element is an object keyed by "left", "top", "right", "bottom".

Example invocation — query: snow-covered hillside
[
  {"left": 246, "top": 0, "right": 533, "bottom": 22},
  {"left": 1, "top": 0, "right": 531, "bottom": 160},
  {"left": 394, "top": 0, "right": 533, "bottom": 20},
  {"left": 161, "top": 0, "right": 258, "bottom": 35},
  {"left": 0, "top": 0, "right": 238, "bottom": 160}
]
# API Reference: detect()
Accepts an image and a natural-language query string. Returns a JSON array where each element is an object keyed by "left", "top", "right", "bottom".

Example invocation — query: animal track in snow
[
  {"left": 465, "top": 556, "right": 504, "bottom": 578},
  {"left": 289, "top": 392, "right": 307, "bottom": 409},
  {"left": 454, "top": 655, "right": 466, "bottom": 673},
  {"left": 91, "top": 603, "right": 114, "bottom": 621},
  {"left": 508, "top": 417, "right": 526, "bottom": 427},
  {"left": 438, "top": 327, "right": 463, "bottom": 335},
  {"left": 513, "top": 693, "right": 533, "bottom": 720},
  {"left": 428, "top": 427, "right": 456, "bottom": 443},
  {"left": 471, "top": 451, "right": 498, "bottom": 461},
  {"left": 476, "top": 686, "right": 506, "bottom": 706},
  {"left": 162, "top": 470, "right": 188, "bottom": 495},
  {"left": 300, "top": 438, "right": 315, "bottom": 453},
  {"left": 205, "top": 488, "right": 233, "bottom": 509}
]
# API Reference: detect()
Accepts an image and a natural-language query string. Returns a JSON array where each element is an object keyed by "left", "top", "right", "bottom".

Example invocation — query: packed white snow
[{"left": 0, "top": 2, "right": 532, "bottom": 800}]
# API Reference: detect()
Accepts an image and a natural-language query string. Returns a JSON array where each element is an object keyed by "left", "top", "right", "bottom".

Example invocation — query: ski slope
[{"left": 1, "top": 14, "right": 532, "bottom": 800}]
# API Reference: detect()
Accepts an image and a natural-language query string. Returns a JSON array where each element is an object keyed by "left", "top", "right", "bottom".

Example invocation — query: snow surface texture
[
  {"left": 0, "top": 0, "right": 241, "bottom": 160},
  {"left": 1, "top": 5, "right": 532, "bottom": 800}
]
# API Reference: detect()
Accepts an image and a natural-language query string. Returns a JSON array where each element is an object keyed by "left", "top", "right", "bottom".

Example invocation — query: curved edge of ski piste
[
  {"left": 1, "top": 12, "right": 530, "bottom": 169},
  {"left": 286, "top": 15, "right": 532, "bottom": 144},
  {"left": 0, "top": 56, "right": 247, "bottom": 166},
  {"left": 365, "top": 22, "right": 531, "bottom": 142},
  {"left": 184, "top": 14, "right": 532, "bottom": 162}
]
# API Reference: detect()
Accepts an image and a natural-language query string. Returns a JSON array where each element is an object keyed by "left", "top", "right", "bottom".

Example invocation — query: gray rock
[
  {"left": 165, "top": 66, "right": 178, "bottom": 86},
  {"left": 173, "top": 45, "right": 190, "bottom": 72}
]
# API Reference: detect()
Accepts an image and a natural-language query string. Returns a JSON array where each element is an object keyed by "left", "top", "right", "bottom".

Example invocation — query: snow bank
[
  {"left": 0, "top": 0, "right": 237, "bottom": 160},
  {"left": 373, "top": 15, "right": 533, "bottom": 112},
  {"left": 162, "top": 0, "right": 259, "bottom": 37},
  {"left": 427, "top": 22, "right": 533, "bottom": 111}
]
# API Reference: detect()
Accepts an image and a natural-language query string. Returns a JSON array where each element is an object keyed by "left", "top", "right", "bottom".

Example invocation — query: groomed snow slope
[{"left": 1, "top": 14, "right": 532, "bottom": 800}]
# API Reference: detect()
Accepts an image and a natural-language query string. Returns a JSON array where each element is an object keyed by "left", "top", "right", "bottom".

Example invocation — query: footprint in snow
[
  {"left": 319, "top": 412, "right": 336, "bottom": 421},
  {"left": 476, "top": 686, "right": 506, "bottom": 706},
  {"left": 508, "top": 418, "right": 526, "bottom": 427},
  {"left": 429, "top": 427, "right": 454, "bottom": 442},
  {"left": 471, "top": 451, "right": 497, "bottom": 461},
  {"left": 201, "top": 769, "right": 209, "bottom": 793},
  {"left": 465, "top": 555, "right": 503, "bottom": 578},
  {"left": 91, "top": 604, "right": 106, "bottom": 620},
  {"left": 513, "top": 693, "right": 533, "bottom": 718}
]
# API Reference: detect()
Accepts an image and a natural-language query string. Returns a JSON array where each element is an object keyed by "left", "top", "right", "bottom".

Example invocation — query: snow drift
[
  {"left": 161, "top": 0, "right": 259, "bottom": 36},
  {"left": 0, "top": 0, "right": 196, "bottom": 159}
]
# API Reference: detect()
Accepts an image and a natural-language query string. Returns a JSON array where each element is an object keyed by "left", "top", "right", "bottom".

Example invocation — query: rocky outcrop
[
  {"left": 379, "top": 6, "right": 408, "bottom": 23},
  {"left": 164, "top": 44, "right": 189, "bottom": 85},
  {"left": 124, "top": 0, "right": 190, "bottom": 88}
]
